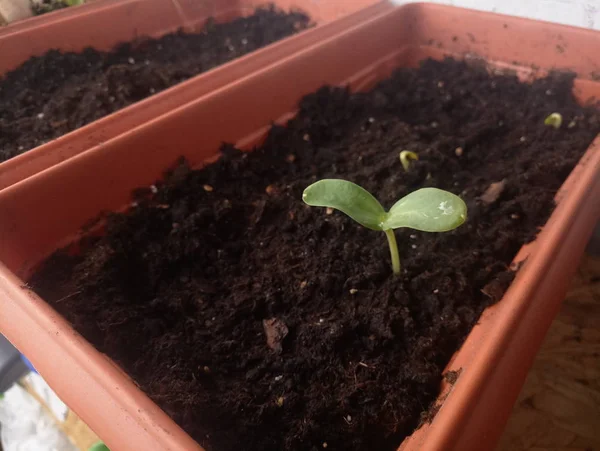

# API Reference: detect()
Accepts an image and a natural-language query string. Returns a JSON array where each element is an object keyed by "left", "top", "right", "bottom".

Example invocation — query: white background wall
[{"left": 392, "top": 0, "right": 600, "bottom": 30}]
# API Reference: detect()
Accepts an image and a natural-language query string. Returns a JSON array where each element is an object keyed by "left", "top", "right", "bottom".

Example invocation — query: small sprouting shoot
[
  {"left": 399, "top": 150, "right": 419, "bottom": 172},
  {"left": 302, "top": 179, "right": 467, "bottom": 275},
  {"left": 544, "top": 112, "right": 563, "bottom": 129}
]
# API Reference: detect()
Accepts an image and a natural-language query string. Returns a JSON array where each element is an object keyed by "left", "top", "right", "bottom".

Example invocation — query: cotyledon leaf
[
  {"left": 382, "top": 187, "right": 467, "bottom": 232},
  {"left": 302, "top": 179, "right": 386, "bottom": 231}
]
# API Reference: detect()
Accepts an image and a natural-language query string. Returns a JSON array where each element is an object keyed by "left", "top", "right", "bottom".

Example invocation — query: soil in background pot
[
  {"left": 0, "top": 5, "right": 310, "bottom": 162},
  {"left": 32, "top": 58, "right": 600, "bottom": 451}
]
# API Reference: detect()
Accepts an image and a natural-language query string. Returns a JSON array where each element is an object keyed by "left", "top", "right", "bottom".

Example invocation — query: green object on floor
[{"left": 88, "top": 441, "right": 110, "bottom": 451}]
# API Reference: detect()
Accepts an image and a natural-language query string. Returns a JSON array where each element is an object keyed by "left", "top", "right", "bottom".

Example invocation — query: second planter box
[{"left": 0, "top": 0, "right": 390, "bottom": 190}]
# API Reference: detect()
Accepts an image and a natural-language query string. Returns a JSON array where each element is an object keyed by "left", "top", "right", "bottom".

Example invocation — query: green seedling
[
  {"left": 302, "top": 179, "right": 467, "bottom": 275},
  {"left": 544, "top": 112, "right": 563, "bottom": 129},
  {"left": 399, "top": 150, "right": 419, "bottom": 172}
]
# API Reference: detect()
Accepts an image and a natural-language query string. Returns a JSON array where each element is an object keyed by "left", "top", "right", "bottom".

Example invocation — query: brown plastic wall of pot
[
  {"left": 0, "top": 0, "right": 389, "bottom": 191},
  {"left": 0, "top": 3, "right": 600, "bottom": 451}
]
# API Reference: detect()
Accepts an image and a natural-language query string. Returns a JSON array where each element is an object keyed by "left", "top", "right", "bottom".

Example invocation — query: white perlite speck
[{"left": 438, "top": 201, "right": 454, "bottom": 216}]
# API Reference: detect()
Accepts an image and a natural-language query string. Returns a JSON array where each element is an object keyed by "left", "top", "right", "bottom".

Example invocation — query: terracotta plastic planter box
[
  {"left": 0, "top": 0, "right": 390, "bottom": 191},
  {"left": 1, "top": 3, "right": 600, "bottom": 451}
]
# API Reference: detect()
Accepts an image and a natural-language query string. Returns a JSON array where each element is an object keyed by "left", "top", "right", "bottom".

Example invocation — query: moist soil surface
[
  {"left": 32, "top": 58, "right": 600, "bottom": 451},
  {"left": 0, "top": 5, "right": 310, "bottom": 162}
]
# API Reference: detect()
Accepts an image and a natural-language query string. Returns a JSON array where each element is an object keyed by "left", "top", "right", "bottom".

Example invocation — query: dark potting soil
[
  {"left": 32, "top": 58, "right": 600, "bottom": 451},
  {"left": 0, "top": 5, "right": 310, "bottom": 162}
]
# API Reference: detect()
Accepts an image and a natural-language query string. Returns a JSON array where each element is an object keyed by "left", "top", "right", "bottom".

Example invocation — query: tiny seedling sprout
[
  {"left": 302, "top": 180, "right": 467, "bottom": 275},
  {"left": 544, "top": 112, "right": 563, "bottom": 129},
  {"left": 399, "top": 150, "right": 419, "bottom": 172}
]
